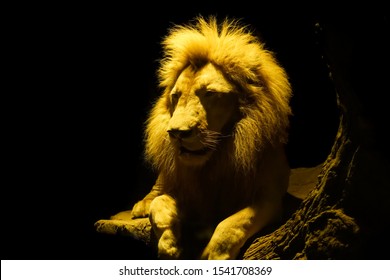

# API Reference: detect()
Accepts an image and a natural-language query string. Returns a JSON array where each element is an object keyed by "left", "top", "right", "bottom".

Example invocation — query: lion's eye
[
  {"left": 204, "top": 91, "right": 213, "bottom": 97},
  {"left": 170, "top": 92, "right": 180, "bottom": 105},
  {"left": 204, "top": 90, "right": 218, "bottom": 97}
]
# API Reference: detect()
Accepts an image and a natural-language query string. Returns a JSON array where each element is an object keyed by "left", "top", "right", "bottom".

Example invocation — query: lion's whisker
[{"left": 199, "top": 130, "right": 221, "bottom": 148}]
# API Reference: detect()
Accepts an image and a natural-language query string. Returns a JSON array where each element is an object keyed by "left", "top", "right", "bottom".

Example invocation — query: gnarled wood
[{"left": 244, "top": 15, "right": 390, "bottom": 259}]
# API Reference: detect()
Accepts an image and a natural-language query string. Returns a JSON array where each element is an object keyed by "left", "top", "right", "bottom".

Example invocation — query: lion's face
[{"left": 167, "top": 63, "right": 240, "bottom": 166}]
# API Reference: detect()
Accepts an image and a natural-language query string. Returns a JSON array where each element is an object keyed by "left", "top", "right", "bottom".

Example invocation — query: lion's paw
[
  {"left": 157, "top": 229, "right": 182, "bottom": 259},
  {"left": 201, "top": 232, "right": 241, "bottom": 260},
  {"left": 201, "top": 244, "right": 237, "bottom": 260},
  {"left": 131, "top": 199, "right": 152, "bottom": 218}
]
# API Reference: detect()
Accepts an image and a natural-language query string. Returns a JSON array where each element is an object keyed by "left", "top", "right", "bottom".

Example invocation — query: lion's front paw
[
  {"left": 131, "top": 199, "right": 152, "bottom": 218},
  {"left": 201, "top": 242, "right": 238, "bottom": 260},
  {"left": 201, "top": 229, "right": 242, "bottom": 260},
  {"left": 157, "top": 229, "right": 181, "bottom": 259}
]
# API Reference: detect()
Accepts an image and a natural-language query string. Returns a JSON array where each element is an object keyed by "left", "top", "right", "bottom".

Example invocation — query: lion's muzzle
[
  {"left": 167, "top": 108, "right": 213, "bottom": 164},
  {"left": 167, "top": 128, "right": 193, "bottom": 139}
]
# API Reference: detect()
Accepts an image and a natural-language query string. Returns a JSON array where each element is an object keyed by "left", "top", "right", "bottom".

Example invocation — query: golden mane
[{"left": 144, "top": 15, "right": 292, "bottom": 177}]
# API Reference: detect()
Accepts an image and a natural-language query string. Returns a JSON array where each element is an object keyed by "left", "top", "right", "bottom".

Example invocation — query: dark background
[{"left": 4, "top": 3, "right": 386, "bottom": 259}]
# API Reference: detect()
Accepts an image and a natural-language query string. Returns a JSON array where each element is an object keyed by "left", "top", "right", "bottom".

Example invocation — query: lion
[{"left": 131, "top": 15, "right": 292, "bottom": 260}]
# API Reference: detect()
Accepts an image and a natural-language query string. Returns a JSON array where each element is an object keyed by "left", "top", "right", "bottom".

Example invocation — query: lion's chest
[{"left": 172, "top": 173, "right": 248, "bottom": 225}]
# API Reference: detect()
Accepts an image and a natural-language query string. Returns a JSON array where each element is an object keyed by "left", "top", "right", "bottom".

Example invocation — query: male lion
[{"left": 131, "top": 15, "right": 292, "bottom": 259}]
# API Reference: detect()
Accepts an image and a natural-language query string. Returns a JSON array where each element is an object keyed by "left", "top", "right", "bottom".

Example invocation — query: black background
[{"left": 4, "top": 3, "right": 387, "bottom": 259}]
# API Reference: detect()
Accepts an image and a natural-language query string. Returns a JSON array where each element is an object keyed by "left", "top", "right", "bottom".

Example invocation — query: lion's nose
[{"left": 167, "top": 128, "right": 193, "bottom": 139}]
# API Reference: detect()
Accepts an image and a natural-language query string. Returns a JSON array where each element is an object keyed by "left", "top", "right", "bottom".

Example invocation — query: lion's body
[{"left": 132, "top": 16, "right": 292, "bottom": 259}]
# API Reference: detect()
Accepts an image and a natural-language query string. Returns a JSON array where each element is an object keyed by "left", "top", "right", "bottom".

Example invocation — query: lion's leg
[
  {"left": 201, "top": 200, "right": 283, "bottom": 260},
  {"left": 149, "top": 194, "right": 182, "bottom": 259},
  {"left": 132, "top": 175, "right": 164, "bottom": 218}
]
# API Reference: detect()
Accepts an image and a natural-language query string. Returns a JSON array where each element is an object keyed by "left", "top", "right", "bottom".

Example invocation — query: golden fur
[{"left": 132, "top": 15, "right": 292, "bottom": 259}]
